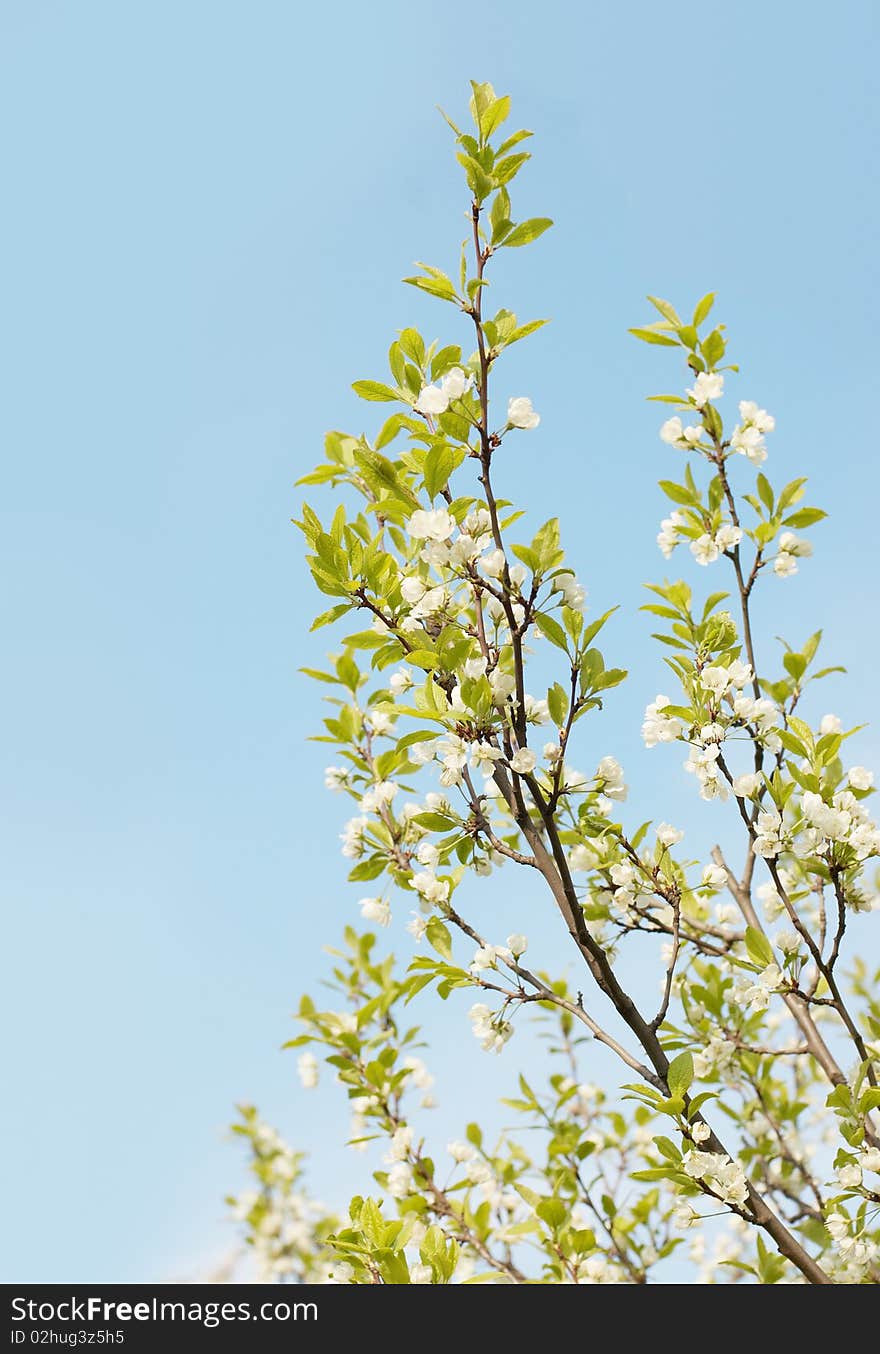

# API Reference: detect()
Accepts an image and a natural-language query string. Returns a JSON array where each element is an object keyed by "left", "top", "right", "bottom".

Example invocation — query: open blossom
[
  {"left": 690, "top": 533, "right": 720, "bottom": 566},
  {"left": 642, "top": 694, "right": 682, "bottom": 748},
  {"left": 657, "top": 510, "right": 684, "bottom": 557},
  {"left": 702, "top": 864, "right": 728, "bottom": 890},
  {"left": 414, "top": 366, "right": 470, "bottom": 415},
  {"left": 414, "top": 383, "right": 448, "bottom": 415},
  {"left": 324, "top": 765, "right": 349, "bottom": 791},
  {"left": 687, "top": 371, "right": 724, "bottom": 408},
  {"left": 848, "top": 766, "right": 874, "bottom": 791},
  {"left": 481, "top": 547, "right": 506, "bottom": 578},
  {"left": 470, "top": 943, "right": 509, "bottom": 972},
  {"left": 510, "top": 748, "right": 537, "bottom": 775},
  {"left": 730, "top": 421, "right": 768, "bottom": 464},
  {"left": 660, "top": 416, "right": 702, "bottom": 450},
  {"left": 389, "top": 668, "right": 412, "bottom": 695},
  {"left": 507, "top": 396, "right": 540, "bottom": 429},
  {"left": 801, "top": 790, "right": 850, "bottom": 840},
  {"left": 715, "top": 523, "right": 743, "bottom": 552},
  {"left": 386, "top": 1162, "right": 414, "bottom": 1198},
  {"left": 507, "top": 933, "right": 528, "bottom": 957},
  {"left": 407, "top": 508, "right": 456, "bottom": 541},
  {"left": 775, "top": 929, "right": 801, "bottom": 954},
  {"left": 360, "top": 780, "right": 398, "bottom": 812},
  {"left": 656, "top": 822, "right": 684, "bottom": 847},
  {"left": 739, "top": 963, "right": 784, "bottom": 1012},
  {"left": 820, "top": 713, "right": 842, "bottom": 735},
  {"left": 774, "top": 530, "right": 812, "bottom": 577},
  {"left": 406, "top": 913, "right": 428, "bottom": 941},
  {"left": 411, "top": 871, "right": 450, "bottom": 905},
  {"left": 739, "top": 399, "right": 775, "bottom": 434},
  {"left": 682, "top": 1149, "right": 748, "bottom": 1205},
  {"left": 359, "top": 896, "right": 391, "bottom": 927},
  {"left": 468, "top": 1002, "right": 513, "bottom": 1054},
  {"left": 447, "top": 1140, "right": 475, "bottom": 1163},
  {"left": 554, "top": 571, "right": 586, "bottom": 608},
  {"left": 757, "top": 880, "right": 785, "bottom": 922},
  {"left": 297, "top": 1053, "right": 319, "bottom": 1089},
  {"left": 596, "top": 755, "right": 627, "bottom": 801},
  {"left": 754, "top": 807, "right": 784, "bottom": 858},
  {"left": 837, "top": 1163, "right": 863, "bottom": 1190},
  {"left": 384, "top": 1124, "right": 413, "bottom": 1164}
]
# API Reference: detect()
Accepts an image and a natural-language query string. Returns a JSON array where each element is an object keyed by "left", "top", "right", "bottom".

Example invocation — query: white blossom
[
  {"left": 407, "top": 508, "right": 456, "bottom": 541},
  {"left": 660, "top": 416, "right": 703, "bottom": 450},
  {"left": 384, "top": 1124, "right": 413, "bottom": 1164},
  {"left": 642, "top": 694, "right": 682, "bottom": 748},
  {"left": 359, "top": 896, "right": 391, "bottom": 927},
  {"left": 510, "top": 748, "right": 537, "bottom": 775},
  {"left": 738, "top": 399, "right": 775, "bottom": 434},
  {"left": 691, "top": 533, "right": 720, "bottom": 566},
  {"left": 687, "top": 371, "right": 724, "bottom": 408},
  {"left": 701, "top": 864, "right": 728, "bottom": 890},
  {"left": 554, "top": 571, "right": 586, "bottom": 608},
  {"left": 386, "top": 1162, "right": 414, "bottom": 1198},
  {"left": 297, "top": 1053, "right": 319, "bottom": 1089},
  {"left": 730, "top": 423, "right": 767, "bottom": 464},
  {"left": 507, "top": 396, "right": 540, "bottom": 429}
]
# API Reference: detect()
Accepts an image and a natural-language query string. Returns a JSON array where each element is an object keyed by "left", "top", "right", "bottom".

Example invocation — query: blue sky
[{"left": 2, "top": 1, "right": 878, "bottom": 1282}]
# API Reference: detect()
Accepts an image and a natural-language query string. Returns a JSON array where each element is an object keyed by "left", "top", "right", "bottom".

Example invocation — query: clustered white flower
[
  {"left": 730, "top": 400, "right": 775, "bottom": 464},
  {"left": 642, "top": 694, "right": 683, "bottom": 748},
  {"left": 690, "top": 522, "right": 743, "bottom": 566},
  {"left": 773, "top": 530, "right": 812, "bottom": 577},
  {"left": 798, "top": 784, "right": 880, "bottom": 863},
  {"left": 734, "top": 962, "right": 784, "bottom": 1013},
  {"left": 414, "top": 366, "right": 471, "bottom": 416},
  {"left": 507, "top": 396, "right": 540, "bottom": 430},
  {"left": 297, "top": 1052, "right": 319, "bottom": 1089},
  {"left": 687, "top": 371, "right": 724, "bottom": 409},
  {"left": 681, "top": 1149, "right": 749, "bottom": 1206},
  {"left": 468, "top": 1002, "right": 513, "bottom": 1054}
]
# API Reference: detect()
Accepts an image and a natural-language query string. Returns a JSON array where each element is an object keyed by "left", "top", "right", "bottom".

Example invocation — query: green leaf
[
  {"left": 480, "top": 94, "right": 511, "bottom": 139},
  {"left": 756, "top": 473, "right": 774, "bottom": 513},
  {"left": 534, "top": 612, "right": 569, "bottom": 652},
  {"left": 629, "top": 327, "right": 678, "bottom": 347},
  {"left": 426, "top": 918, "right": 453, "bottom": 961},
  {"left": 647, "top": 296, "right": 681, "bottom": 325},
  {"left": 501, "top": 217, "right": 553, "bottom": 248},
  {"left": 692, "top": 292, "right": 715, "bottom": 327},
  {"left": 412, "top": 812, "right": 458, "bottom": 831},
  {"left": 352, "top": 380, "right": 399, "bottom": 402},
  {"left": 701, "top": 329, "right": 725, "bottom": 367},
  {"left": 667, "top": 1051, "right": 694, "bottom": 1098},
  {"left": 658, "top": 479, "right": 696, "bottom": 506},
  {"left": 783, "top": 507, "right": 826, "bottom": 528},
  {"left": 745, "top": 925, "right": 774, "bottom": 968},
  {"left": 536, "top": 1197, "right": 567, "bottom": 1230},
  {"left": 547, "top": 681, "right": 569, "bottom": 727},
  {"left": 404, "top": 272, "right": 458, "bottom": 302},
  {"left": 424, "top": 444, "right": 456, "bottom": 500}
]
